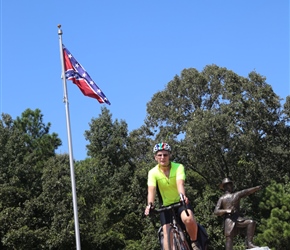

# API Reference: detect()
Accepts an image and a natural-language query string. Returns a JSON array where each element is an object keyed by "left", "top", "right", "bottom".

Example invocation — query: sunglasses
[{"left": 156, "top": 153, "right": 169, "bottom": 157}]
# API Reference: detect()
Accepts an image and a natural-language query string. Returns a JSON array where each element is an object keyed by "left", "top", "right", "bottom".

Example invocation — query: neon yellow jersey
[{"left": 147, "top": 162, "right": 186, "bottom": 206}]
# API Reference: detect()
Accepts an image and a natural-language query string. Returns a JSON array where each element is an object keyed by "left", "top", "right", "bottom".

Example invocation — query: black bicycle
[{"left": 149, "top": 193, "right": 192, "bottom": 250}]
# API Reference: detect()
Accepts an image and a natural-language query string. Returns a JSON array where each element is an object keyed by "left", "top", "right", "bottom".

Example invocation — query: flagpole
[{"left": 57, "top": 24, "right": 81, "bottom": 250}]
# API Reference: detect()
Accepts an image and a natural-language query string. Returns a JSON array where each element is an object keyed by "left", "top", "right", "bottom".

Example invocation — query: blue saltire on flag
[{"left": 63, "top": 45, "right": 111, "bottom": 105}]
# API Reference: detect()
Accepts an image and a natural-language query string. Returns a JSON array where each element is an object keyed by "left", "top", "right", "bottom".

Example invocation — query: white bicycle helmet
[{"left": 153, "top": 142, "right": 171, "bottom": 154}]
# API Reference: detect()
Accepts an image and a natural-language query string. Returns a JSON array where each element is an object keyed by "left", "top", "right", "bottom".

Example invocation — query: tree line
[{"left": 0, "top": 65, "right": 289, "bottom": 249}]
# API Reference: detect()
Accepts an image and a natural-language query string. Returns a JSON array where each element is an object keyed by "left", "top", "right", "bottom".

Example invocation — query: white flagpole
[{"left": 57, "top": 24, "right": 81, "bottom": 250}]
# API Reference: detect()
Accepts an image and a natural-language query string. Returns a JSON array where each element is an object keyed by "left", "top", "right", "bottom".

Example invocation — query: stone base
[{"left": 249, "top": 247, "right": 270, "bottom": 250}]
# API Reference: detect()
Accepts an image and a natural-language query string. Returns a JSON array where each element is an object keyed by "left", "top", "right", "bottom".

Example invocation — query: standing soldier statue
[{"left": 214, "top": 178, "right": 262, "bottom": 249}]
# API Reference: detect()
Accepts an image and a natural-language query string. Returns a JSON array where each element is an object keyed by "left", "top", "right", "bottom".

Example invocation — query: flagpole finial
[{"left": 58, "top": 24, "right": 62, "bottom": 35}]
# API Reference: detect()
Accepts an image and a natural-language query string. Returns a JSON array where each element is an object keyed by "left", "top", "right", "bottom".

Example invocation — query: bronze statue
[{"left": 214, "top": 178, "right": 261, "bottom": 249}]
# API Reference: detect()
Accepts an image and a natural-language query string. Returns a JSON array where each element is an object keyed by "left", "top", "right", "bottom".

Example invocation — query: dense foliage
[{"left": 0, "top": 65, "right": 289, "bottom": 249}]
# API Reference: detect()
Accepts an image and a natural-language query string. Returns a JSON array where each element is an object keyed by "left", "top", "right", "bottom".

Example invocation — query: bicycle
[{"left": 148, "top": 193, "right": 192, "bottom": 250}]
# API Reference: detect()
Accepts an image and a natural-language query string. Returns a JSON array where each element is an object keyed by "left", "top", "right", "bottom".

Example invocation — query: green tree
[
  {"left": 0, "top": 109, "right": 61, "bottom": 249},
  {"left": 145, "top": 65, "right": 286, "bottom": 188},
  {"left": 38, "top": 154, "right": 76, "bottom": 249},
  {"left": 82, "top": 107, "right": 146, "bottom": 249},
  {"left": 256, "top": 180, "right": 290, "bottom": 250}
]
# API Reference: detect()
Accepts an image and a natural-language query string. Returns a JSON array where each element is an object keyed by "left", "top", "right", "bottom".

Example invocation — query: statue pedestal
[{"left": 250, "top": 247, "right": 270, "bottom": 250}]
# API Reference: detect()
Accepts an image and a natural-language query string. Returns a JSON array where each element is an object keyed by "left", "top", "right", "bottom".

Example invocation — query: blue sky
[{"left": 1, "top": 1, "right": 289, "bottom": 160}]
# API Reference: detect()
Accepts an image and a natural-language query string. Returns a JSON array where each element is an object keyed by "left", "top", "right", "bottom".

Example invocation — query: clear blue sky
[{"left": 1, "top": 0, "right": 289, "bottom": 160}]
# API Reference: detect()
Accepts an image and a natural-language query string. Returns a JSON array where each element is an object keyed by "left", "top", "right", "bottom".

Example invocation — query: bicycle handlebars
[{"left": 148, "top": 193, "right": 189, "bottom": 217}]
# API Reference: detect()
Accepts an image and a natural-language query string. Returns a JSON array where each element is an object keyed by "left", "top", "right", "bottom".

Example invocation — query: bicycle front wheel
[{"left": 166, "top": 226, "right": 191, "bottom": 250}]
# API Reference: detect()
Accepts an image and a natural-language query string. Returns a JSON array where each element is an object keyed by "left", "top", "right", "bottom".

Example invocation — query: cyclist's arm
[
  {"left": 176, "top": 163, "right": 186, "bottom": 194},
  {"left": 144, "top": 186, "right": 156, "bottom": 216},
  {"left": 177, "top": 179, "right": 186, "bottom": 197},
  {"left": 147, "top": 185, "right": 156, "bottom": 206}
]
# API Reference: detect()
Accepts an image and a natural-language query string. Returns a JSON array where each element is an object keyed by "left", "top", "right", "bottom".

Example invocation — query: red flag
[{"left": 63, "top": 45, "right": 111, "bottom": 105}]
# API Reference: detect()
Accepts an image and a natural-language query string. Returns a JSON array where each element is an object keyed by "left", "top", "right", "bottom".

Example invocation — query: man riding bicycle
[{"left": 144, "top": 142, "right": 201, "bottom": 250}]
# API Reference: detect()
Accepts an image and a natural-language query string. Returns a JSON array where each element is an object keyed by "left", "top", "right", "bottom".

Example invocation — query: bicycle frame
[{"left": 149, "top": 194, "right": 191, "bottom": 250}]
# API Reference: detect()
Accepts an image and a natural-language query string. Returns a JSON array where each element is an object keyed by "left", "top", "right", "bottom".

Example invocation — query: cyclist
[{"left": 144, "top": 142, "right": 201, "bottom": 250}]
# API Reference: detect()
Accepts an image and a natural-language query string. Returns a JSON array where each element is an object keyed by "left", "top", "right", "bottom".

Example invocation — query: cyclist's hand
[
  {"left": 183, "top": 195, "right": 189, "bottom": 204},
  {"left": 144, "top": 203, "right": 154, "bottom": 216},
  {"left": 180, "top": 193, "right": 189, "bottom": 205}
]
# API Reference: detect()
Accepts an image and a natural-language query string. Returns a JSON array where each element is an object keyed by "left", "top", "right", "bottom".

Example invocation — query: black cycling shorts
[{"left": 159, "top": 203, "right": 194, "bottom": 228}]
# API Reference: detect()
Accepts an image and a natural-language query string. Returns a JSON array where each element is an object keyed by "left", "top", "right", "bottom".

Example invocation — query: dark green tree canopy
[
  {"left": 145, "top": 65, "right": 287, "bottom": 188},
  {"left": 0, "top": 109, "right": 63, "bottom": 249}
]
